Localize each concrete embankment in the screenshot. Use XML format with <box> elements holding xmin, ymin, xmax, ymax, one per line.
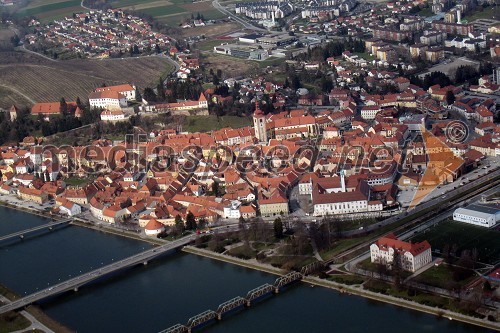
<box><xmin>183</xmin><ymin>246</ymin><xmax>500</xmax><ymax>332</ymax></box>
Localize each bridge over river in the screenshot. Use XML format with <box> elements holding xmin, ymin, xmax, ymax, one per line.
<box><xmin>159</xmin><ymin>271</ymin><xmax>305</xmax><ymax>333</ymax></box>
<box><xmin>0</xmin><ymin>234</ymin><xmax>197</xmax><ymax>314</ymax></box>
<box><xmin>0</xmin><ymin>218</ymin><xmax>71</xmax><ymax>243</ymax></box>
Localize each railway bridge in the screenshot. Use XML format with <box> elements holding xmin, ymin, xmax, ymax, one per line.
<box><xmin>159</xmin><ymin>271</ymin><xmax>304</xmax><ymax>333</ymax></box>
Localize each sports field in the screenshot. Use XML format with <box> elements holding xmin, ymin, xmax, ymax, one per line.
<box><xmin>411</xmin><ymin>219</ymin><xmax>500</xmax><ymax>265</ymax></box>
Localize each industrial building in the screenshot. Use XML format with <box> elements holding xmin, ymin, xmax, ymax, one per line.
<box><xmin>453</xmin><ymin>204</ymin><xmax>500</xmax><ymax>228</ymax></box>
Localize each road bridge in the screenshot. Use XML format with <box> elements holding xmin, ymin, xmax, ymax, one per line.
<box><xmin>0</xmin><ymin>219</ymin><xmax>72</xmax><ymax>243</ymax></box>
<box><xmin>0</xmin><ymin>235</ymin><xmax>196</xmax><ymax>314</ymax></box>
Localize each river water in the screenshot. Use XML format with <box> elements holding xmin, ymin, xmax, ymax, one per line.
<box><xmin>0</xmin><ymin>206</ymin><xmax>492</xmax><ymax>333</ymax></box>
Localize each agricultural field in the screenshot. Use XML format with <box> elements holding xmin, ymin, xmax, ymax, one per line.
<box><xmin>411</xmin><ymin>219</ymin><xmax>500</xmax><ymax>265</ymax></box>
<box><xmin>0</xmin><ymin>52</ymin><xmax>175</xmax><ymax>109</ymax></box>
<box><xmin>111</xmin><ymin>0</ymin><xmax>225</xmax><ymax>26</ymax></box>
<box><xmin>180</xmin><ymin>22</ymin><xmax>240</xmax><ymax>38</ymax></box>
<box><xmin>0</xmin><ymin>27</ymin><xmax>15</xmax><ymax>51</ymax></box>
<box><xmin>14</xmin><ymin>0</ymin><xmax>84</xmax><ymax>23</ymax></box>
<box><xmin>200</xmin><ymin>53</ymin><xmax>258</xmax><ymax>77</ymax></box>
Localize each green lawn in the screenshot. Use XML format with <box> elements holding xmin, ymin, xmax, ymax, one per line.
<box><xmin>157</xmin><ymin>13</ymin><xmax>190</xmax><ymax>26</ymax></box>
<box><xmin>139</xmin><ymin>5</ymin><xmax>186</xmax><ymax>17</ymax></box>
<box><xmin>258</xmin><ymin>57</ymin><xmax>283</xmax><ymax>68</ymax></box>
<box><xmin>463</xmin><ymin>6</ymin><xmax>499</xmax><ymax>22</ymax></box>
<box><xmin>14</xmin><ymin>0</ymin><xmax>82</xmax><ymax>22</ymax></box>
<box><xmin>411</xmin><ymin>219</ymin><xmax>500</xmax><ymax>265</ymax></box>
<box><xmin>196</xmin><ymin>39</ymin><xmax>228</xmax><ymax>52</ymax></box>
<box><xmin>412</xmin><ymin>264</ymin><xmax>475</xmax><ymax>290</ymax></box>
<box><xmin>111</xmin><ymin>0</ymin><xmax>153</xmax><ymax>7</ymax></box>
<box><xmin>0</xmin><ymin>312</ymin><xmax>31</xmax><ymax>333</ymax></box>
<box><xmin>17</xmin><ymin>0</ymin><xmax>81</xmax><ymax>16</ymax></box>
<box><xmin>183</xmin><ymin>115</ymin><xmax>252</xmax><ymax>132</ymax></box>
<box><xmin>416</xmin><ymin>7</ymin><xmax>434</xmax><ymax>17</ymax></box>
<box><xmin>354</xmin><ymin>52</ymin><xmax>375</xmax><ymax>62</ymax></box>
<box><xmin>319</xmin><ymin>235</ymin><xmax>372</xmax><ymax>260</ymax></box>
<box><xmin>64</xmin><ymin>176</ymin><xmax>93</xmax><ymax>186</ymax></box>
<box><xmin>327</xmin><ymin>274</ymin><xmax>365</xmax><ymax>285</ymax></box>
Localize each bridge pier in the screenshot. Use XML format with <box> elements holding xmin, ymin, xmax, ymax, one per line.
<box><xmin>74</xmin><ymin>287</ymin><xmax>78</xmax><ymax>292</ymax></box>
<box><xmin>19</xmin><ymin>235</ymin><xmax>24</xmax><ymax>239</ymax></box>
<box><xmin>143</xmin><ymin>261</ymin><xmax>148</xmax><ymax>265</ymax></box>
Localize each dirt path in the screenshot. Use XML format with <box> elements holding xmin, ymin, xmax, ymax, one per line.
<box><xmin>0</xmin><ymin>84</ymin><xmax>36</xmax><ymax>104</ymax></box>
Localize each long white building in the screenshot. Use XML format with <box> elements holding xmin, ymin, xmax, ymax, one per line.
<box><xmin>453</xmin><ymin>204</ymin><xmax>500</xmax><ymax>228</ymax></box>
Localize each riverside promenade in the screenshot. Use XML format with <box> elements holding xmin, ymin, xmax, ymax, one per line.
<box><xmin>183</xmin><ymin>246</ymin><xmax>500</xmax><ymax>332</ymax></box>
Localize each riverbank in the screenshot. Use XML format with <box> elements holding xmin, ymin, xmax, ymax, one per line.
<box><xmin>0</xmin><ymin>196</ymin><xmax>53</xmax><ymax>221</ymax></box>
<box><xmin>71</xmin><ymin>218</ymin><xmax>166</xmax><ymax>246</ymax></box>
<box><xmin>0</xmin><ymin>284</ymin><xmax>73</xmax><ymax>333</ymax></box>
<box><xmin>0</xmin><ymin>192</ymin><xmax>166</xmax><ymax>246</ymax></box>
<box><xmin>184</xmin><ymin>246</ymin><xmax>500</xmax><ymax>332</ymax></box>
<box><xmin>183</xmin><ymin>246</ymin><xmax>285</xmax><ymax>276</ymax></box>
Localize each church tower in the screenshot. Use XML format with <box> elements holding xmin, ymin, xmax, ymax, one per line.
<box><xmin>253</xmin><ymin>102</ymin><xmax>267</xmax><ymax>143</ymax></box>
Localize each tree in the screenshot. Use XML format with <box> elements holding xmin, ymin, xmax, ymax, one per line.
<box><xmin>174</xmin><ymin>214</ymin><xmax>184</xmax><ymax>234</ymax></box>
<box><xmin>445</xmin><ymin>90</ymin><xmax>455</xmax><ymax>105</ymax></box>
<box><xmin>273</xmin><ymin>217</ymin><xmax>283</xmax><ymax>238</ymax></box>
<box><xmin>60</xmin><ymin>97</ymin><xmax>68</xmax><ymax>115</ymax></box>
<box><xmin>135</xmin><ymin>87</ymin><xmax>142</xmax><ymax>102</ymax></box>
<box><xmin>143</xmin><ymin>87</ymin><xmax>157</xmax><ymax>102</ymax></box>
<box><xmin>212</xmin><ymin>181</ymin><xmax>220</xmax><ymax>197</ymax></box>
<box><xmin>186</xmin><ymin>211</ymin><xmax>196</xmax><ymax>230</ymax></box>
<box><xmin>197</xmin><ymin>218</ymin><xmax>207</xmax><ymax>230</ymax></box>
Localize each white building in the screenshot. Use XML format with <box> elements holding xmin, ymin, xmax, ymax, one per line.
<box><xmin>223</xmin><ymin>200</ymin><xmax>241</xmax><ymax>219</ymax></box>
<box><xmin>100</xmin><ymin>109</ymin><xmax>126</xmax><ymax>122</ymax></box>
<box><xmin>89</xmin><ymin>90</ymin><xmax>127</xmax><ymax>110</ymax></box>
<box><xmin>370</xmin><ymin>234</ymin><xmax>432</xmax><ymax>272</ymax></box>
<box><xmin>453</xmin><ymin>204</ymin><xmax>500</xmax><ymax>228</ymax></box>
<box><xmin>94</xmin><ymin>84</ymin><xmax>136</xmax><ymax>101</ymax></box>
<box><xmin>59</xmin><ymin>199</ymin><xmax>81</xmax><ymax>216</ymax></box>
<box><xmin>144</xmin><ymin>218</ymin><xmax>165</xmax><ymax>236</ymax></box>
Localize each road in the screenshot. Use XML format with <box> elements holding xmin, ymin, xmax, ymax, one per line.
<box><xmin>345</xmin><ymin>184</ymin><xmax>500</xmax><ymax>274</ymax></box>
<box><xmin>0</xmin><ymin>223</ymin><xmax>243</xmax><ymax>315</ymax></box>
<box><xmin>0</xmin><ymin>219</ymin><xmax>71</xmax><ymax>243</ymax></box>
<box><xmin>0</xmin><ymin>235</ymin><xmax>196</xmax><ymax>314</ymax></box>
<box><xmin>212</xmin><ymin>0</ymin><xmax>267</xmax><ymax>32</ymax></box>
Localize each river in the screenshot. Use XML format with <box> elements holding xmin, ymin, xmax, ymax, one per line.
<box><xmin>0</xmin><ymin>206</ymin><xmax>492</xmax><ymax>332</ymax></box>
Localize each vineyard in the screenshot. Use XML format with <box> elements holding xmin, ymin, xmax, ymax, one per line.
<box><xmin>0</xmin><ymin>52</ymin><xmax>175</xmax><ymax>109</ymax></box>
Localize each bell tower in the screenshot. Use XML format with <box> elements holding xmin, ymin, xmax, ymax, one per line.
<box><xmin>253</xmin><ymin>102</ymin><xmax>267</xmax><ymax>143</ymax></box>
